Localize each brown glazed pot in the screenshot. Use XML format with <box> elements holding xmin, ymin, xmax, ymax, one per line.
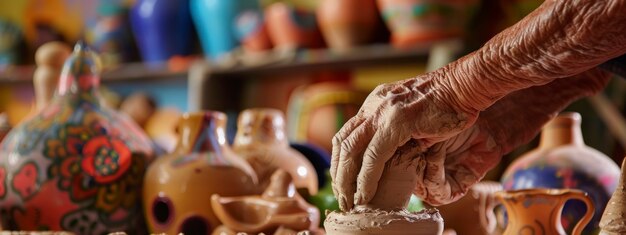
<box><xmin>599</xmin><ymin>158</ymin><xmax>626</xmax><ymax>235</ymax></box>
<box><xmin>143</xmin><ymin>111</ymin><xmax>258</xmax><ymax>235</ymax></box>
<box><xmin>495</xmin><ymin>189</ymin><xmax>595</xmax><ymax>235</ymax></box>
<box><xmin>211</xmin><ymin>169</ymin><xmax>320</xmax><ymax>234</ymax></box>
<box><xmin>233</xmin><ymin>108</ymin><xmax>318</xmax><ymax>195</ymax></box>
<box><xmin>437</xmin><ymin>181</ymin><xmax>503</xmax><ymax>235</ymax></box>
<box><xmin>316</xmin><ymin>0</ymin><xmax>378</xmax><ymax>51</ymax></box>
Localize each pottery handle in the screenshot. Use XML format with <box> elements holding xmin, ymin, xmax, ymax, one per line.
<box><xmin>491</xmin><ymin>191</ymin><xmax>507</xmax><ymax>235</ymax></box>
<box><xmin>565</xmin><ymin>191</ymin><xmax>595</xmax><ymax>235</ymax></box>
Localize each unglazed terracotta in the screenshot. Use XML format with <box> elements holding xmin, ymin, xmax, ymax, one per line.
<box><xmin>233</xmin><ymin>108</ymin><xmax>318</xmax><ymax>195</ymax></box>
<box><xmin>437</xmin><ymin>181</ymin><xmax>503</xmax><ymax>235</ymax></box>
<box><xmin>33</xmin><ymin>41</ymin><xmax>71</xmax><ymax>111</ymax></box>
<box><xmin>324</xmin><ymin>142</ymin><xmax>443</xmax><ymax>235</ymax></box>
<box><xmin>0</xmin><ymin>43</ymin><xmax>154</xmax><ymax>233</ymax></box>
<box><xmin>501</xmin><ymin>112</ymin><xmax>620</xmax><ymax>233</ymax></box>
<box><xmin>317</xmin><ymin>0</ymin><xmax>378</xmax><ymax>51</ymax></box>
<box><xmin>265</xmin><ymin>2</ymin><xmax>324</xmax><ymax>50</ymax></box>
<box><xmin>599</xmin><ymin>158</ymin><xmax>626</xmax><ymax>235</ymax></box>
<box><xmin>495</xmin><ymin>188</ymin><xmax>594</xmax><ymax>235</ymax></box>
<box><xmin>376</xmin><ymin>0</ymin><xmax>479</xmax><ymax>47</ymax></box>
<box><xmin>211</xmin><ymin>169</ymin><xmax>320</xmax><ymax>234</ymax></box>
<box><xmin>143</xmin><ymin>111</ymin><xmax>258</xmax><ymax>234</ymax></box>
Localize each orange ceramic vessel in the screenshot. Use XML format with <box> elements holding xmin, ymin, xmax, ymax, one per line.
<box><xmin>143</xmin><ymin>111</ymin><xmax>258</xmax><ymax>234</ymax></box>
<box><xmin>317</xmin><ymin>0</ymin><xmax>378</xmax><ymax>51</ymax></box>
<box><xmin>437</xmin><ymin>181</ymin><xmax>503</xmax><ymax>235</ymax></box>
<box><xmin>265</xmin><ymin>2</ymin><xmax>324</xmax><ymax>50</ymax></box>
<box><xmin>495</xmin><ymin>189</ymin><xmax>595</xmax><ymax>235</ymax></box>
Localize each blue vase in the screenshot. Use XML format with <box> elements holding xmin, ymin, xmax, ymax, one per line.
<box><xmin>190</xmin><ymin>0</ymin><xmax>259</xmax><ymax>60</ymax></box>
<box><xmin>130</xmin><ymin>0</ymin><xmax>194</xmax><ymax>63</ymax></box>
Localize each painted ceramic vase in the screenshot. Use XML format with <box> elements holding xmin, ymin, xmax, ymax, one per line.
<box><xmin>501</xmin><ymin>112</ymin><xmax>621</xmax><ymax>234</ymax></box>
<box><xmin>190</xmin><ymin>0</ymin><xmax>260</xmax><ymax>59</ymax></box>
<box><xmin>495</xmin><ymin>189</ymin><xmax>595</xmax><ymax>235</ymax></box>
<box><xmin>0</xmin><ymin>19</ymin><xmax>23</xmax><ymax>65</ymax></box>
<box><xmin>235</xmin><ymin>9</ymin><xmax>273</xmax><ymax>53</ymax></box>
<box><xmin>599</xmin><ymin>158</ymin><xmax>626</xmax><ymax>235</ymax></box>
<box><xmin>233</xmin><ymin>108</ymin><xmax>318</xmax><ymax>195</ymax></box>
<box><xmin>130</xmin><ymin>0</ymin><xmax>194</xmax><ymax>63</ymax></box>
<box><xmin>317</xmin><ymin>0</ymin><xmax>378</xmax><ymax>51</ymax></box>
<box><xmin>0</xmin><ymin>43</ymin><xmax>154</xmax><ymax>233</ymax></box>
<box><xmin>377</xmin><ymin>0</ymin><xmax>479</xmax><ymax>47</ymax></box>
<box><xmin>437</xmin><ymin>181</ymin><xmax>503</xmax><ymax>235</ymax></box>
<box><xmin>265</xmin><ymin>2</ymin><xmax>324</xmax><ymax>50</ymax></box>
<box><xmin>143</xmin><ymin>111</ymin><xmax>258</xmax><ymax>234</ymax></box>
<box><xmin>87</xmin><ymin>2</ymin><xmax>136</xmax><ymax>67</ymax></box>
<box><xmin>211</xmin><ymin>169</ymin><xmax>320</xmax><ymax>234</ymax></box>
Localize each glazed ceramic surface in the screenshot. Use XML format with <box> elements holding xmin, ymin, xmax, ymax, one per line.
<box><xmin>190</xmin><ymin>0</ymin><xmax>260</xmax><ymax>59</ymax></box>
<box><xmin>599</xmin><ymin>158</ymin><xmax>626</xmax><ymax>235</ymax></box>
<box><xmin>234</xmin><ymin>9</ymin><xmax>272</xmax><ymax>53</ymax></box>
<box><xmin>501</xmin><ymin>112</ymin><xmax>620</xmax><ymax>234</ymax></box>
<box><xmin>0</xmin><ymin>43</ymin><xmax>154</xmax><ymax>233</ymax></box>
<box><xmin>377</xmin><ymin>0</ymin><xmax>479</xmax><ymax>47</ymax></box>
<box><xmin>130</xmin><ymin>0</ymin><xmax>194</xmax><ymax>63</ymax></box>
<box><xmin>317</xmin><ymin>0</ymin><xmax>378</xmax><ymax>51</ymax></box>
<box><xmin>495</xmin><ymin>188</ymin><xmax>594</xmax><ymax>235</ymax></box>
<box><xmin>233</xmin><ymin>108</ymin><xmax>318</xmax><ymax>195</ymax></box>
<box><xmin>87</xmin><ymin>1</ymin><xmax>136</xmax><ymax>66</ymax></box>
<box><xmin>265</xmin><ymin>2</ymin><xmax>324</xmax><ymax>50</ymax></box>
<box><xmin>143</xmin><ymin>111</ymin><xmax>257</xmax><ymax>235</ymax></box>
<box><xmin>211</xmin><ymin>169</ymin><xmax>320</xmax><ymax>234</ymax></box>
<box><xmin>437</xmin><ymin>181</ymin><xmax>503</xmax><ymax>235</ymax></box>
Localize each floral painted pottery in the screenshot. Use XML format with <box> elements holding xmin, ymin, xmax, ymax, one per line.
<box><xmin>599</xmin><ymin>158</ymin><xmax>626</xmax><ymax>235</ymax></box>
<box><xmin>143</xmin><ymin>111</ymin><xmax>258</xmax><ymax>234</ymax></box>
<box><xmin>235</xmin><ymin>9</ymin><xmax>273</xmax><ymax>53</ymax></box>
<box><xmin>317</xmin><ymin>0</ymin><xmax>378</xmax><ymax>51</ymax></box>
<box><xmin>377</xmin><ymin>0</ymin><xmax>480</xmax><ymax>47</ymax></box>
<box><xmin>265</xmin><ymin>2</ymin><xmax>324</xmax><ymax>50</ymax></box>
<box><xmin>190</xmin><ymin>0</ymin><xmax>260</xmax><ymax>59</ymax></box>
<box><xmin>0</xmin><ymin>43</ymin><xmax>155</xmax><ymax>233</ymax></box>
<box><xmin>233</xmin><ymin>108</ymin><xmax>318</xmax><ymax>195</ymax></box>
<box><xmin>211</xmin><ymin>169</ymin><xmax>320</xmax><ymax>234</ymax></box>
<box><xmin>437</xmin><ymin>181</ymin><xmax>503</xmax><ymax>235</ymax></box>
<box><xmin>495</xmin><ymin>188</ymin><xmax>594</xmax><ymax>235</ymax></box>
<box><xmin>501</xmin><ymin>112</ymin><xmax>620</xmax><ymax>234</ymax></box>
<box><xmin>324</xmin><ymin>141</ymin><xmax>443</xmax><ymax>235</ymax></box>
<box><xmin>130</xmin><ymin>0</ymin><xmax>194</xmax><ymax>63</ymax></box>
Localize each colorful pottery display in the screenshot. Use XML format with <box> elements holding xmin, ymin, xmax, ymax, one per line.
<box><xmin>143</xmin><ymin>111</ymin><xmax>258</xmax><ymax>234</ymax></box>
<box><xmin>501</xmin><ymin>112</ymin><xmax>621</xmax><ymax>234</ymax></box>
<box><xmin>86</xmin><ymin>1</ymin><xmax>136</xmax><ymax>67</ymax></box>
<box><xmin>233</xmin><ymin>108</ymin><xmax>318</xmax><ymax>195</ymax></box>
<box><xmin>211</xmin><ymin>169</ymin><xmax>320</xmax><ymax>234</ymax></box>
<box><xmin>265</xmin><ymin>2</ymin><xmax>324</xmax><ymax>50</ymax></box>
<box><xmin>316</xmin><ymin>0</ymin><xmax>378</xmax><ymax>51</ymax></box>
<box><xmin>437</xmin><ymin>181</ymin><xmax>503</xmax><ymax>235</ymax></box>
<box><xmin>495</xmin><ymin>188</ymin><xmax>595</xmax><ymax>235</ymax></box>
<box><xmin>599</xmin><ymin>158</ymin><xmax>626</xmax><ymax>235</ymax></box>
<box><xmin>190</xmin><ymin>0</ymin><xmax>260</xmax><ymax>59</ymax></box>
<box><xmin>130</xmin><ymin>0</ymin><xmax>194</xmax><ymax>63</ymax></box>
<box><xmin>235</xmin><ymin>9</ymin><xmax>273</xmax><ymax>53</ymax></box>
<box><xmin>0</xmin><ymin>43</ymin><xmax>155</xmax><ymax>233</ymax></box>
<box><xmin>376</xmin><ymin>0</ymin><xmax>480</xmax><ymax>47</ymax></box>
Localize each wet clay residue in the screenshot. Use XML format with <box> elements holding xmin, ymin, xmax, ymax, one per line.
<box><xmin>324</xmin><ymin>208</ymin><xmax>443</xmax><ymax>234</ymax></box>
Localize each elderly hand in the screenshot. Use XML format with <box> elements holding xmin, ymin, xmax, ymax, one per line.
<box><xmin>332</xmin><ymin>69</ymin><xmax>610</xmax><ymax>209</ymax></box>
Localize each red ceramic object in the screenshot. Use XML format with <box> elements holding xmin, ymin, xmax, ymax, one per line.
<box><xmin>317</xmin><ymin>0</ymin><xmax>378</xmax><ymax>51</ymax></box>
<box><xmin>0</xmin><ymin>43</ymin><xmax>154</xmax><ymax>233</ymax></box>
<box><xmin>265</xmin><ymin>2</ymin><xmax>324</xmax><ymax>50</ymax></box>
<box><xmin>377</xmin><ymin>0</ymin><xmax>479</xmax><ymax>47</ymax></box>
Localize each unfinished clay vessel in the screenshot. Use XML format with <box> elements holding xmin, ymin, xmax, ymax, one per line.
<box><xmin>324</xmin><ymin>142</ymin><xmax>443</xmax><ymax>235</ymax></box>
<box><xmin>495</xmin><ymin>188</ymin><xmax>594</xmax><ymax>235</ymax></box>
<box><xmin>233</xmin><ymin>108</ymin><xmax>318</xmax><ymax>195</ymax></box>
<box><xmin>211</xmin><ymin>169</ymin><xmax>320</xmax><ymax>234</ymax></box>
<box><xmin>0</xmin><ymin>43</ymin><xmax>154</xmax><ymax>233</ymax></box>
<box><xmin>317</xmin><ymin>0</ymin><xmax>378</xmax><ymax>51</ymax></box>
<box><xmin>143</xmin><ymin>111</ymin><xmax>258</xmax><ymax>234</ymax></box>
<box><xmin>599</xmin><ymin>158</ymin><xmax>626</xmax><ymax>235</ymax></box>
<box><xmin>437</xmin><ymin>181</ymin><xmax>503</xmax><ymax>235</ymax></box>
<box><xmin>501</xmin><ymin>112</ymin><xmax>620</xmax><ymax>233</ymax></box>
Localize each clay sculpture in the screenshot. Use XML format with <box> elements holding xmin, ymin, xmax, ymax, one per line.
<box><xmin>599</xmin><ymin>158</ymin><xmax>626</xmax><ymax>235</ymax></box>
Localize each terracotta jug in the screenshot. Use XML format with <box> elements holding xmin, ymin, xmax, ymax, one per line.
<box><xmin>495</xmin><ymin>189</ymin><xmax>594</xmax><ymax>235</ymax></box>
<box><xmin>233</xmin><ymin>108</ymin><xmax>318</xmax><ymax>195</ymax></box>
<box><xmin>437</xmin><ymin>181</ymin><xmax>503</xmax><ymax>235</ymax></box>
<box><xmin>0</xmin><ymin>43</ymin><xmax>154</xmax><ymax>233</ymax></box>
<box><xmin>317</xmin><ymin>0</ymin><xmax>378</xmax><ymax>51</ymax></box>
<box><xmin>143</xmin><ymin>111</ymin><xmax>258</xmax><ymax>234</ymax></box>
<box><xmin>211</xmin><ymin>169</ymin><xmax>320</xmax><ymax>234</ymax></box>
<box><xmin>501</xmin><ymin>112</ymin><xmax>620</xmax><ymax>233</ymax></box>
<box><xmin>599</xmin><ymin>158</ymin><xmax>626</xmax><ymax>235</ymax></box>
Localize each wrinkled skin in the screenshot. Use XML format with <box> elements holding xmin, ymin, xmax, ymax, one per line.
<box><xmin>332</xmin><ymin>0</ymin><xmax>625</xmax><ymax>210</ymax></box>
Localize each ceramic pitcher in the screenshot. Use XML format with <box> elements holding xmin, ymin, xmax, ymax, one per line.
<box><xmin>495</xmin><ymin>189</ymin><xmax>595</xmax><ymax>235</ymax></box>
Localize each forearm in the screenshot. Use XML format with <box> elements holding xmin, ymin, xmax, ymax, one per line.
<box><xmin>478</xmin><ymin>69</ymin><xmax>611</xmax><ymax>154</ymax></box>
<box><xmin>438</xmin><ymin>0</ymin><xmax>626</xmax><ymax>114</ymax></box>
